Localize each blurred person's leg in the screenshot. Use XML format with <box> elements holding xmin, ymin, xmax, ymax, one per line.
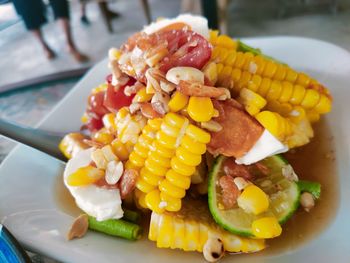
<box><xmin>80</xmin><ymin>0</ymin><xmax>90</xmax><ymax>25</ymax></box>
<box><xmin>49</xmin><ymin>0</ymin><xmax>88</xmax><ymax>62</ymax></box>
<box><xmin>12</xmin><ymin>0</ymin><xmax>55</xmax><ymax>59</ymax></box>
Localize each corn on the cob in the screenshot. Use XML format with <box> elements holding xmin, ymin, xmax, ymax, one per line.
<box><xmin>135</xmin><ymin>113</ymin><xmax>210</xmax><ymax>213</ymax></box>
<box><xmin>59</xmin><ymin>133</ymin><xmax>89</xmax><ymax>159</ymax></box>
<box><xmin>149</xmin><ymin>198</ymin><xmax>265</xmax><ymax>253</ymax></box>
<box><xmin>209</xmin><ymin>33</ymin><xmax>332</xmax><ymax>118</ymax></box>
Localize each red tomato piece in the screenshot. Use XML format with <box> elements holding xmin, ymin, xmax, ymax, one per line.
<box><xmin>86</xmin><ymin>117</ymin><xmax>104</xmax><ymax>132</ymax></box>
<box><xmin>158</xmin><ymin>30</ymin><xmax>212</xmax><ymax>73</ymax></box>
<box><xmin>103</xmin><ymin>81</ymin><xmax>136</xmax><ymax>112</ymax></box>
<box><xmin>106</xmin><ymin>74</ymin><xmax>113</xmax><ymax>84</ymax></box>
<box><xmin>88</xmin><ymin>91</ymin><xmax>109</xmax><ymax>117</ymax></box>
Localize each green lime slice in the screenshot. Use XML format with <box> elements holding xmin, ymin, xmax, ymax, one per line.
<box><xmin>208</xmin><ymin>155</ymin><xmax>300</xmax><ymax>237</ymax></box>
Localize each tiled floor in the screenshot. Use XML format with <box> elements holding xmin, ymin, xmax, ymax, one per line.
<box><xmin>0</xmin><ymin>0</ymin><xmax>349</xmax><ymax>89</ymax></box>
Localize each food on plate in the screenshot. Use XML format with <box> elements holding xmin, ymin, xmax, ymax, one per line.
<box><xmin>59</xmin><ymin>14</ymin><xmax>332</xmax><ymax>261</ymax></box>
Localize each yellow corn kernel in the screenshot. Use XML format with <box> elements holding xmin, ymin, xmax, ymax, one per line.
<box><xmin>185</xmin><ymin>124</ymin><xmax>211</xmax><ymax>144</ymax></box>
<box><xmin>279</xmin><ymin>81</ymin><xmax>294</xmax><ymax>103</ymax></box>
<box><xmin>165</xmin><ymin>170</ymin><xmax>191</xmax><ymax>190</ymax></box>
<box><xmin>59</xmin><ymin>133</ymin><xmax>88</xmax><ymax>159</ymax></box>
<box><xmin>128</xmin><ymin>151</ymin><xmax>145</xmax><ymax>168</ymax></box>
<box><xmin>237</xmin><ymin>185</ymin><xmax>269</xmax><ymax>215</ymax></box>
<box><xmin>296</xmin><ymin>72</ymin><xmax>311</xmax><ymax>87</ymax></box>
<box><xmin>253</xmin><ymin>55</ymin><xmax>266</xmax><ymax>75</ymax></box>
<box><xmin>92</xmin><ymin>128</ymin><xmax>114</xmax><ymax>145</ymax></box>
<box><xmin>136</xmin><ymin>177</ymin><xmax>156</xmax><ymax>193</ymax></box>
<box><xmin>242</xmin><ymin>53</ymin><xmax>255</xmax><ymax>71</ymax></box>
<box><xmin>116</xmin><ymin>107</ymin><xmax>129</xmax><ymax>120</ymax></box>
<box><xmin>145</xmin><ymin>190</ymin><xmax>165</xmax><ymax>214</ymax></box>
<box><xmin>252</xmin><ymin>217</ymin><xmax>282</xmax><ymax>239</ymax></box>
<box><xmin>216</xmin><ymin>63</ymin><xmax>224</xmax><ymax>75</ymax></box>
<box><xmin>274</xmin><ymin>64</ymin><xmax>287</xmax><ymax>81</ymax></box>
<box><xmin>187</xmin><ymin>96</ymin><xmax>214</xmax><ymax>122</ymax></box>
<box><xmin>202</xmin><ymin>62</ymin><xmax>218</xmax><ymax>86</ymax></box>
<box><xmin>165</xmin><ymin>113</ymin><xmax>186</xmax><ymax>129</ymax></box>
<box><xmin>91</xmin><ymin>83</ymin><xmax>108</xmax><ymax>94</ymax></box>
<box><xmin>159</xmin><ymin>179</ymin><xmax>186</xmax><ymax>199</ymax></box>
<box><xmin>144</xmin><ymin>158</ymin><xmax>168</xmax><ymax>176</ymax></box>
<box><xmin>171</xmin><ymin>217</ymin><xmax>186</xmax><ymax>249</ymax></box>
<box><xmin>153</xmin><ymin>141</ymin><xmax>175</xmax><ymax>158</ymax></box>
<box><xmin>239</xmin><ymin>88</ymin><xmax>267</xmax><ymax>112</ymax></box>
<box><xmin>147</xmin><ymin>118</ymin><xmax>163</xmax><ymax>130</ymax></box>
<box><xmin>290</xmin><ymin>85</ymin><xmax>306</xmax><ymax>105</ymax></box>
<box><xmin>209</xmin><ymin>30</ymin><xmax>219</xmax><ymax>43</ymax></box>
<box><xmin>141</xmin><ymin>167</ymin><xmax>163</xmax><ymax>186</ymax></box>
<box><xmin>171</xmin><ymin>157</ymin><xmax>195</xmax><ymax>176</ymax></box>
<box><xmin>161</xmin><ymin>122</ymin><xmax>180</xmax><ymax>137</ymax></box>
<box><xmin>160</xmin><ymin>192</ymin><xmax>181</xmax><ymax>212</ymax></box>
<box><xmin>111</xmin><ymin>139</ymin><xmax>129</xmax><ymax>161</ymax></box>
<box><xmin>134</xmin><ymin>188</ymin><xmax>148</xmax><ymax>208</ymax></box>
<box><xmin>133</xmin><ymin>143</ymin><xmax>148</xmax><ymax>159</ymax></box>
<box><xmin>248</xmin><ymin>75</ymin><xmax>262</xmax><ymax>93</ymax></box>
<box><xmin>313</xmin><ymin>94</ymin><xmax>331</xmax><ymax>114</ymax></box>
<box><xmin>148</xmin><ymin>151</ymin><xmax>171</xmax><ymax>168</ymax></box>
<box><xmin>149</xmin><ymin>211</ymin><xmax>160</xmax><ymax>241</ymax></box>
<box><xmin>266</xmin><ymin>80</ymin><xmax>282</xmax><ymax>101</ymax></box>
<box><xmin>156</xmin><ymin>130</ymin><xmax>177</xmax><ymax>149</ymax></box>
<box><xmin>125</xmin><ymin>161</ymin><xmax>139</xmax><ymax>170</ymax></box>
<box><xmin>142</xmin><ymin>125</ymin><xmax>157</xmax><ymax>140</ymax></box>
<box><xmin>180</xmin><ymin>135</ymin><xmax>206</xmax><ymax>155</ymax></box>
<box><xmin>218</xmin><ymin>65</ymin><xmax>233</xmax><ymax>87</ymax></box>
<box><xmin>236</xmin><ymin>71</ymin><xmax>252</xmax><ymax>90</ymax></box>
<box><xmin>224</xmin><ymin>51</ymin><xmax>237</xmax><ymax>66</ymax></box>
<box><xmin>285</xmin><ymin>68</ymin><xmax>298</xmax><ymax>83</ymax></box>
<box><xmin>67</xmin><ymin>165</ymin><xmax>104</xmax><ymax>186</ymax></box>
<box><xmin>134</xmin><ymin>88</ymin><xmax>153</xmax><ymax>102</ymax></box>
<box><xmin>216</xmin><ymin>34</ymin><xmax>238</xmax><ymax>49</ymax></box>
<box><xmin>81</xmin><ymin>112</ymin><xmax>89</xmax><ymax>124</ymax></box>
<box><xmin>184</xmin><ymin>220</ymin><xmax>200</xmax><ymax>251</ymax></box>
<box><xmin>168</xmin><ymin>91</ymin><xmax>189</xmax><ymax>112</ymax></box>
<box><xmin>300</xmin><ymin>89</ymin><xmax>321</xmax><ymax>109</ymax></box>
<box><xmin>255</xmin><ymin>111</ymin><xmax>283</xmax><ymax>140</ymax></box>
<box><xmin>234</xmin><ymin>52</ymin><xmax>246</xmax><ymax>68</ymax></box>
<box><xmin>156</xmin><ymin>213</ymin><xmax>174</xmax><ymax>248</ymax></box>
<box><xmin>262</xmin><ymin>61</ymin><xmax>278</xmax><ymax>78</ymax></box>
<box><xmin>176</xmin><ymin>147</ymin><xmax>202</xmax><ymax>166</ymax></box>
<box><xmin>138</xmin><ymin>134</ymin><xmax>153</xmax><ymax>149</ymax></box>
<box><xmin>258</xmin><ymin>78</ymin><xmax>272</xmax><ymax>97</ymax></box>
<box><xmin>102</xmin><ymin>113</ymin><xmax>117</xmax><ymax>133</ymax></box>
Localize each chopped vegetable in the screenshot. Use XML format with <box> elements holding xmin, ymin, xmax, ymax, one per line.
<box><xmin>297</xmin><ymin>180</ymin><xmax>321</xmax><ymax>199</ymax></box>
<box><xmin>88</xmin><ymin>216</ymin><xmax>142</xmax><ymax>240</ymax></box>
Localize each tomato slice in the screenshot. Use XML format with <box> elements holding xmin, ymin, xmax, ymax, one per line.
<box><xmin>86</xmin><ymin>117</ymin><xmax>104</xmax><ymax>132</ymax></box>
<box><xmin>87</xmin><ymin>91</ymin><xmax>109</xmax><ymax>117</ymax></box>
<box><xmin>103</xmin><ymin>80</ymin><xmax>136</xmax><ymax>112</ymax></box>
<box><xmin>158</xmin><ymin>30</ymin><xmax>212</xmax><ymax>73</ymax></box>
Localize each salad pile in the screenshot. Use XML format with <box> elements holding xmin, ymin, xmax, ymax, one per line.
<box><xmin>59</xmin><ymin>14</ymin><xmax>331</xmax><ymax>262</ymax></box>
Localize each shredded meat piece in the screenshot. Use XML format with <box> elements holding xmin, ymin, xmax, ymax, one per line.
<box><xmin>222</xmin><ymin>158</ymin><xmax>253</xmax><ymax>180</ymax></box>
<box><xmin>208</xmin><ymin>99</ymin><xmax>264</xmax><ymax>158</ymax></box>
<box><xmin>177</xmin><ymin>80</ymin><xmax>228</xmax><ymax>98</ymax></box>
<box><xmin>219</xmin><ymin>175</ymin><xmax>240</xmax><ymax>209</ymax></box>
<box><xmin>120</xmin><ymin>169</ymin><xmax>138</xmax><ymax>199</ymax></box>
<box><xmin>255</xmin><ymin>162</ymin><xmax>270</xmax><ymax>176</ymax></box>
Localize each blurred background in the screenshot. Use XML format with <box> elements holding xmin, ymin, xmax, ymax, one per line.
<box><xmin>0</xmin><ymin>0</ymin><xmax>349</xmax><ymax>162</ymax></box>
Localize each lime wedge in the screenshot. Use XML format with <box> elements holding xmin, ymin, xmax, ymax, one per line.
<box><xmin>208</xmin><ymin>155</ymin><xmax>300</xmax><ymax>237</ymax></box>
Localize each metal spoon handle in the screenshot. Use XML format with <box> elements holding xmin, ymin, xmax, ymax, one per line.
<box><xmin>0</xmin><ymin>118</ymin><xmax>66</xmax><ymax>161</ymax></box>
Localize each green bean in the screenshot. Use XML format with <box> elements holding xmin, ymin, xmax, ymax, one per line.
<box><xmin>88</xmin><ymin>216</ymin><xmax>142</xmax><ymax>240</ymax></box>
<box><xmin>123</xmin><ymin>209</ymin><xmax>141</xmax><ymax>223</ymax></box>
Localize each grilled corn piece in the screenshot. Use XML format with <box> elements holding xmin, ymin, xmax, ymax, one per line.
<box><xmin>59</xmin><ymin>133</ymin><xmax>89</xmax><ymax>159</ymax></box>
<box><xmin>149</xmin><ymin>198</ymin><xmax>265</xmax><ymax>253</ymax></box>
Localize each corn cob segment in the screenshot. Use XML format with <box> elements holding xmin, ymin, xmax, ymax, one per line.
<box><xmin>209</xmin><ymin>33</ymin><xmax>332</xmax><ymax>118</ymax></box>
<box><xmin>149</xmin><ymin>198</ymin><xmax>265</xmax><ymax>253</ymax></box>
<box><xmin>135</xmin><ymin>113</ymin><xmax>210</xmax><ymax>213</ymax></box>
<box><xmin>59</xmin><ymin>133</ymin><xmax>89</xmax><ymax>159</ymax></box>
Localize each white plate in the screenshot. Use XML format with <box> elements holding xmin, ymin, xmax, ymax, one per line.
<box><xmin>1</xmin><ymin>36</ymin><xmax>350</xmax><ymax>262</ymax></box>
